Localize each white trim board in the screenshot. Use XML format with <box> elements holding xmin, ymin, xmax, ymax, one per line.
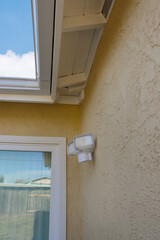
<box><xmin>51</xmin><ymin>0</ymin><xmax>65</xmax><ymax>101</ymax></box>
<box><xmin>0</xmin><ymin>94</ymin><xmax>54</xmax><ymax>103</ymax></box>
<box><xmin>0</xmin><ymin>135</ymin><xmax>66</xmax><ymax>240</ymax></box>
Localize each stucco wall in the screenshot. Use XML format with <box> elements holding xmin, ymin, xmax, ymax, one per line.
<box><xmin>80</xmin><ymin>0</ymin><xmax>160</xmax><ymax>239</ymax></box>
<box><xmin>0</xmin><ymin>102</ymin><xmax>81</xmax><ymax>240</ymax></box>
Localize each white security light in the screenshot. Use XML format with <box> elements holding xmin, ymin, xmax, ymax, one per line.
<box><xmin>67</xmin><ymin>134</ymin><xmax>95</xmax><ymax>163</ymax></box>
<box><xmin>67</xmin><ymin>141</ymin><xmax>80</xmax><ymax>156</ymax></box>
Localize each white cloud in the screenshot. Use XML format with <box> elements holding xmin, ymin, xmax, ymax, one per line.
<box><xmin>0</xmin><ymin>50</ymin><xmax>36</xmax><ymax>79</ymax></box>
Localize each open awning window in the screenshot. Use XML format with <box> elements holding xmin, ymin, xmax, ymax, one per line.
<box><xmin>0</xmin><ymin>0</ymin><xmax>60</xmax><ymax>100</ymax></box>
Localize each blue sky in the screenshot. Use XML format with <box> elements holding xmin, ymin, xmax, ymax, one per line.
<box><xmin>0</xmin><ymin>151</ymin><xmax>51</xmax><ymax>183</ymax></box>
<box><xmin>0</xmin><ymin>0</ymin><xmax>36</xmax><ymax>78</ymax></box>
<box><xmin>0</xmin><ymin>0</ymin><xmax>34</xmax><ymax>55</ymax></box>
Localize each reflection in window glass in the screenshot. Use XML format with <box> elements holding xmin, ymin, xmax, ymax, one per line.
<box><xmin>0</xmin><ymin>0</ymin><xmax>36</xmax><ymax>79</ymax></box>
<box><xmin>0</xmin><ymin>151</ymin><xmax>51</xmax><ymax>240</ymax></box>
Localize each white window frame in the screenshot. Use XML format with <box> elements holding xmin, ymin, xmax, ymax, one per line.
<box><xmin>0</xmin><ymin>135</ymin><xmax>66</xmax><ymax>240</ymax></box>
<box><xmin>0</xmin><ymin>0</ymin><xmax>64</xmax><ymax>103</ymax></box>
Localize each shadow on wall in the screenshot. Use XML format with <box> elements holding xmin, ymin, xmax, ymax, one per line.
<box><xmin>32</xmin><ymin>211</ymin><xmax>49</xmax><ymax>240</ymax></box>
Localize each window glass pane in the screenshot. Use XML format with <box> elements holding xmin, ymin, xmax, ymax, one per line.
<box><xmin>0</xmin><ymin>0</ymin><xmax>36</xmax><ymax>79</ymax></box>
<box><xmin>0</xmin><ymin>150</ymin><xmax>51</xmax><ymax>240</ymax></box>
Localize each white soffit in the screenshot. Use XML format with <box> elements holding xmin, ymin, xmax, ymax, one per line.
<box><xmin>56</xmin><ymin>0</ymin><xmax>115</xmax><ymax>105</ymax></box>
<box><xmin>0</xmin><ymin>0</ymin><xmax>114</xmax><ymax>104</ymax></box>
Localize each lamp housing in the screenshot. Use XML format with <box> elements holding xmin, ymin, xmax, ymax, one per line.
<box><xmin>67</xmin><ymin>134</ymin><xmax>95</xmax><ymax>163</ymax></box>
<box><xmin>67</xmin><ymin>141</ymin><xmax>80</xmax><ymax>156</ymax></box>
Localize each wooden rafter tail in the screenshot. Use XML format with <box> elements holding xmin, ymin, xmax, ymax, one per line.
<box><xmin>55</xmin><ymin>95</ymin><xmax>80</xmax><ymax>105</ymax></box>
<box><xmin>78</xmin><ymin>90</ymin><xmax>84</xmax><ymax>104</ymax></box>
<box><xmin>63</xmin><ymin>14</ymin><xmax>106</xmax><ymax>33</ymax></box>
<box><xmin>57</xmin><ymin>73</ymin><xmax>86</xmax><ymax>89</ymax></box>
<box><xmin>68</xmin><ymin>83</ymin><xmax>86</xmax><ymax>94</ymax></box>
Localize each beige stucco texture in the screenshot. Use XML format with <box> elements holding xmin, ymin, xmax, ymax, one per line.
<box><xmin>80</xmin><ymin>0</ymin><xmax>160</xmax><ymax>239</ymax></box>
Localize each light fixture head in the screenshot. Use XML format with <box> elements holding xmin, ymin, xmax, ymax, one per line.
<box><xmin>74</xmin><ymin>134</ymin><xmax>95</xmax><ymax>152</ymax></box>
<box><xmin>67</xmin><ymin>141</ymin><xmax>80</xmax><ymax>156</ymax></box>
<box><xmin>67</xmin><ymin>134</ymin><xmax>95</xmax><ymax>163</ymax></box>
<box><xmin>77</xmin><ymin>152</ymin><xmax>92</xmax><ymax>163</ymax></box>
